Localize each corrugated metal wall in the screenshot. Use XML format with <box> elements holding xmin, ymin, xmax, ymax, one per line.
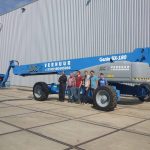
<box><xmin>0</xmin><ymin>0</ymin><xmax>150</xmax><ymax>86</ymax></box>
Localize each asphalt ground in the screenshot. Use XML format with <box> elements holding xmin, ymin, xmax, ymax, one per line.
<box><xmin>0</xmin><ymin>87</ymin><xmax>150</xmax><ymax>150</ymax></box>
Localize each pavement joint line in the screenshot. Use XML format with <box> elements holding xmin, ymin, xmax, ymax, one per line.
<box><xmin>0</xmin><ymin>105</ymin><xmax>14</xmax><ymax>108</ymax></box>
<box><xmin>0</xmin><ymin>112</ymin><xmax>112</xmax><ymax>148</ymax></box>
<box><xmin>1</xmin><ymin>107</ymin><xmax>149</xmax><ymax>139</ymax></box>
<box><xmin>43</xmin><ymin>110</ymin><xmax>101</xmax><ymax>120</ymax></box>
<box><xmin>0</xmin><ymin>109</ymin><xmax>115</xmax><ymax>135</ymax></box>
<box><xmin>42</xmin><ymin>109</ymin><xmax>106</xmax><ymax>120</ymax></box>
<box><xmin>1</xmin><ymin>98</ymin><xmax>141</xmax><ymax>122</ymax></box>
<box><xmin>2</xmin><ymin>99</ymin><xmax>90</xmax><ymax>108</ymax></box>
<box><xmin>35</xmin><ymin>110</ymin><xmax>72</xmax><ymax>119</ymax></box>
<box><xmin>1</xmin><ymin>90</ymin><xmax>31</xmax><ymax>93</ymax></box>
<box><xmin>110</xmin><ymin>110</ymin><xmax>150</xmax><ymax>119</ymax></box>
<box><xmin>74</xmin><ymin>112</ymin><xmax>102</xmax><ymax>119</ymax></box>
<box><xmin>0</xmin><ymin>115</ymin><xmax>71</xmax><ymax>132</ymax></box>
<box><xmin>75</xmin><ymin>129</ymin><xmax>120</xmax><ymax>147</ymax></box>
<box><xmin>1</xmin><ymin>95</ymin><xmax>150</xmax><ymax>147</ymax></box>
<box><xmin>0</xmin><ymin>129</ymin><xmax>22</xmax><ymax>136</ymax></box>
<box><xmin>64</xmin><ymin>147</ymin><xmax>86</xmax><ymax>150</ymax></box>
<box><xmin>0</xmin><ymin>107</ymin><xmax>70</xmax><ymax>120</ymax></box>
<box><xmin>27</xmin><ymin>118</ymin><xmax>72</xmax><ymax>130</ymax></box>
<box><xmin>0</xmin><ymin>88</ymin><xmax>32</xmax><ymax>93</ymax></box>
<box><xmin>26</xmin><ymin>112</ymin><xmax>103</xmax><ymax>130</ymax></box>
<box><xmin>111</xmin><ymin>111</ymin><xmax>148</xmax><ymax>119</ymax></box>
<box><xmin>27</xmin><ymin>112</ymin><xmax>104</xmax><ymax>130</ymax></box>
<box><xmin>75</xmin><ymin>147</ymin><xmax>86</xmax><ymax>150</ymax></box>
<box><xmin>4</xmin><ymin>102</ymin><xmax>71</xmax><ymax>110</ymax></box>
<box><xmin>0</xmin><ymin>98</ymin><xmax>32</xmax><ymax>103</ymax></box>
<box><xmin>1</xmin><ymin>102</ymin><xmax>102</xmax><ymax>120</ymax></box>
<box><xmin>0</xmin><ymin>93</ymin><xmax>25</xmax><ymax>99</ymax></box>
<box><xmin>44</xmin><ymin>107</ymin><xmax>127</xmax><ymax>120</ymax></box>
<box><xmin>123</xmin><ymin>128</ymin><xmax>150</xmax><ymax>137</ymax></box>
<box><xmin>1</xmin><ymin>94</ymin><xmax>128</xmax><ymax>112</ymax></box>
<box><xmin>44</xmin><ymin>101</ymin><xmax>93</xmax><ymax>109</ymax></box>
<box><xmin>0</xmin><ymin>101</ymin><xmax>71</xmax><ymax>118</ymax></box>
<box><xmin>0</xmin><ymin>103</ymin><xmax>13</xmax><ymax>108</ymax></box>
<box><xmin>0</xmin><ymin>120</ymin><xmax>24</xmax><ymax>130</ymax></box>
<box><xmin>112</xmin><ymin>111</ymin><xmax>150</xmax><ymax>120</ymax></box>
<box><xmin>115</xmin><ymin>118</ymin><xmax>150</xmax><ymax>132</ymax></box>
<box><xmin>2</xmin><ymin>100</ymin><xmax>126</xmax><ymax>117</ymax></box>
<box><xmin>43</xmin><ymin>110</ymin><xmax>84</xmax><ymax>119</ymax></box>
<box><xmin>74</xmin><ymin>118</ymin><xmax>150</xmax><ymax>147</ymax></box>
<box><xmin>121</xmin><ymin>105</ymin><xmax>150</xmax><ymax>111</ymax></box>
<box><xmin>0</xmin><ymin>119</ymin><xmax>74</xmax><ymax>148</ymax></box>
<box><xmin>0</xmin><ymin>95</ymin><xmax>31</xmax><ymax>99</ymax></box>
<box><xmin>45</xmin><ymin>101</ymin><xmax>128</xmax><ymax>111</ymax></box>
<box><xmin>2</xmin><ymin>98</ymin><xmax>82</xmax><ymax>108</ymax></box>
<box><xmin>12</xmin><ymin>105</ymin><xmax>72</xmax><ymax>119</ymax></box>
<box><xmin>1</xmin><ymin>96</ymin><xmax>149</xmax><ymax>121</ymax></box>
<box><xmin>20</xmin><ymin>104</ymin><xmax>78</xmax><ymax>110</ymax></box>
<box><xmin>0</xmin><ymin>111</ymin><xmax>37</xmax><ymax>119</ymax></box>
<box><xmin>27</xmin><ymin>129</ymin><xmax>74</xmax><ymax>148</ymax></box>
<box><xmin>76</xmin><ymin>119</ymin><xmax>119</xmax><ymax>130</ymax></box>
<box><xmin>77</xmin><ymin>117</ymin><xmax>150</xmax><ymax>135</ymax></box>
<box><xmin>16</xmin><ymin>88</ymin><xmax>32</xmax><ymax>92</ymax></box>
<box><xmin>1</xmin><ymin>93</ymin><xmax>127</xmax><ymax>110</ymax></box>
<box><xmin>0</xmin><ymin>110</ymin><xmax>58</xmax><ymax>119</ymax></box>
<box><xmin>77</xmin><ymin>104</ymin><xmax>126</xmax><ymax>111</ymax></box>
<box><xmin>0</xmin><ymin>103</ymin><xmax>71</xmax><ymax>119</ymax></box>
<box><xmin>73</xmin><ymin>147</ymin><xmax>86</xmax><ymax>150</ymax></box>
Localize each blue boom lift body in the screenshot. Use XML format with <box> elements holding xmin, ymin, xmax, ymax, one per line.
<box><xmin>0</xmin><ymin>60</ymin><xmax>19</xmax><ymax>87</ymax></box>
<box><xmin>0</xmin><ymin>47</ymin><xmax>150</xmax><ymax>111</ymax></box>
<box><xmin>13</xmin><ymin>47</ymin><xmax>150</xmax><ymax>76</ymax></box>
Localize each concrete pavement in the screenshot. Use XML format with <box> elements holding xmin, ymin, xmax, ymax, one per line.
<box><xmin>0</xmin><ymin>87</ymin><xmax>150</xmax><ymax>150</ymax></box>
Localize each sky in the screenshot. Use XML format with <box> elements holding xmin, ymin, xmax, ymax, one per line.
<box><xmin>0</xmin><ymin>0</ymin><xmax>35</xmax><ymax>15</ymax></box>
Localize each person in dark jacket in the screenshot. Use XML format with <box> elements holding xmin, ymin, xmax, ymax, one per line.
<box><xmin>58</xmin><ymin>71</ymin><xmax>67</xmax><ymax>101</ymax></box>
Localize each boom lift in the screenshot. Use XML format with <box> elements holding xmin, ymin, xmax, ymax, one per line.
<box><xmin>0</xmin><ymin>47</ymin><xmax>150</xmax><ymax>111</ymax></box>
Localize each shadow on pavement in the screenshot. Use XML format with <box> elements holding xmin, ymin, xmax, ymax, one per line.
<box><xmin>118</xmin><ymin>97</ymin><xmax>143</xmax><ymax>106</ymax></box>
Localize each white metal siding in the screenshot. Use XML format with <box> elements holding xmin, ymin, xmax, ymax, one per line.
<box><xmin>0</xmin><ymin>0</ymin><xmax>150</xmax><ymax>86</ymax></box>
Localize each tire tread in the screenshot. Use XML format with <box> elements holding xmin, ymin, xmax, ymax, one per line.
<box><xmin>93</xmin><ymin>86</ymin><xmax>117</xmax><ymax>111</ymax></box>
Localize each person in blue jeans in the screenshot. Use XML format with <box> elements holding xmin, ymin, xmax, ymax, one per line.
<box><xmin>98</xmin><ymin>73</ymin><xmax>108</xmax><ymax>87</ymax></box>
<box><xmin>89</xmin><ymin>70</ymin><xmax>99</xmax><ymax>96</ymax></box>
<box><xmin>74</xmin><ymin>71</ymin><xmax>82</xmax><ymax>103</ymax></box>
<box><xmin>67</xmin><ymin>73</ymin><xmax>76</xmax><ymax>102</ymax></box>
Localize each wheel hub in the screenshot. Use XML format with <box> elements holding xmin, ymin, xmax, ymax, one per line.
<box><xmin>100</xmin><ymin>95</ymin><xmax>108</xmax><ymax>104</ymax></box>
<box><xmin>96</xmin><ymin>91</ymin><xmax>110</xmax><ymax>107</ymax></box>
<box><xmin>34</xmin><ymin>86</ymin><xmax>42</xmax><ymax>98</ymax></box>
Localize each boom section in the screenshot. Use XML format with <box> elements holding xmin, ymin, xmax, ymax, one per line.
<box><xmin>13</xmin><ymin>48</ymin><xmax>150</xmax><ymax>76</ymax></box>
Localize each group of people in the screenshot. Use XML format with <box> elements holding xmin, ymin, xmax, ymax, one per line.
<box><xmin>58</xmin><ymin>70</ymin><xmax>108</xmax><ymax>103</ymax></box>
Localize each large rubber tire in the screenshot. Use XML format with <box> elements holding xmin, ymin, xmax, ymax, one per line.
<box><xmin>93</xmin><ymin>86</ymin><xmax>117</xmax><ymax>111</ymax></box>
<box><xmin>33</xmin><ymin>82</ymin><xmax>49</xmax><ymax>101</ymax></box>
<box><xmin>138</xmin><ymin>83</ymin><xmax>150</xmax><ymax>102</ymax></box>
